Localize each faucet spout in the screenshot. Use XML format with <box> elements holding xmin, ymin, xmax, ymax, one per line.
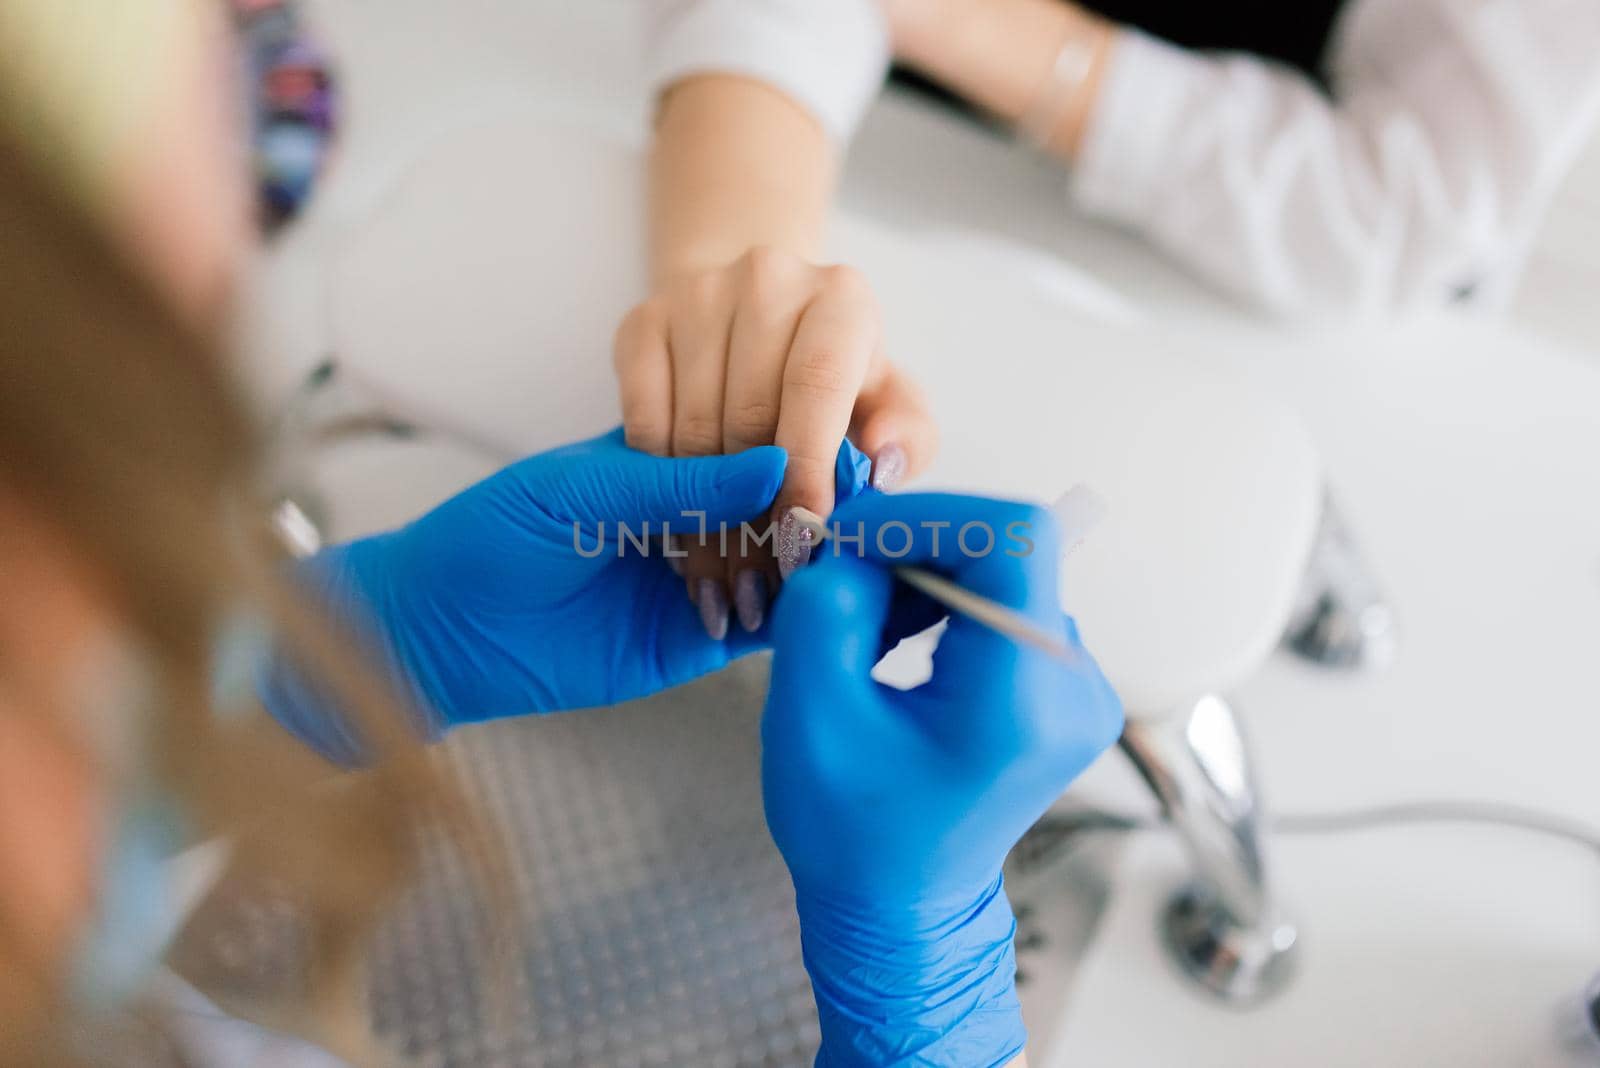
<box><xmin>1119</xmin><ymin>694</ymin><xmax>1299</xmax><ymax>1004</ymax></box>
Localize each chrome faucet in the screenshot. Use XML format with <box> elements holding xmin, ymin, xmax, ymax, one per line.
<box><xmin>1284</xmin><ymin>490</ymin><xmax>1397</xmax><ymax>670</ymax></box>
<box><xmin>1108</xmin><ymin>490</ymin><xmax>1396</xmax><ymax>1004</ymax></box>
<box><xmin>1118</xmin><ymin>695</ymin><xmax>1299</xmax><ymax>1004</ymax></box>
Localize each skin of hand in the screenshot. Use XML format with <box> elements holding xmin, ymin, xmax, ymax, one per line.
<box><xmin>883</xmin><ymin>0</ymin><xmax>1116</xmax><ymax>159</ymax></box>
<box><xmin>763</xmin><ymin>491</ymin><xmax>1123</xmax><ymax>1064</ymax></box>
<box><xmin>627</xmin><ymin>74</ymin><xmax>938</xmax><ymax>640</ymax></box>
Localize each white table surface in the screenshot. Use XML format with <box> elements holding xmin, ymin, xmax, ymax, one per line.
<box><xmin>252</xmin><ymin>3</ymin><xmax>1600</xmax><ymax>1062</ymax></box>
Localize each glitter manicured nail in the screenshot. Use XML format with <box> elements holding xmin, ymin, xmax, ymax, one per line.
<box><xmin>871</xmin><ymin>442</ymin><xmax>908</xmax><ymax>491</ymax></box>
<box><xmin>733</xmin><ymin>570</ymin><xmax>767</xmax><ymax>633</ymax></box>
<box><xmin>777</xmin><ymin>508</ymin><xmax>818</xmax><ymax>580</ymax></box>
<box><xmin>697</xmin><ymin>578</ymin><xmax>729</xmax><ymax>640</ymax></box>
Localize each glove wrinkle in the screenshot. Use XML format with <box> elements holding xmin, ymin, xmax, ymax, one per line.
<box><xmin>797</xmin><ymin>876</ymin><xmax>1026</xmax><ymax>1067</ymax></box>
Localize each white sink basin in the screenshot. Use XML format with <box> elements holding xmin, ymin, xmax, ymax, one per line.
<box><xmin>1046</xmin><ymin>826</ymin><xmax>1600</xmax><ymax>1067</ymax></box>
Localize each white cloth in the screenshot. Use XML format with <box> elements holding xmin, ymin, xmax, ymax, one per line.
<box><xmin>644</xmin><ymin>0</ymin><xmax>1600</xmax><ymax>314</ymax></box>
<box><xmin>644</xmin><ymin>0</ymin><xmax>890</xmax><ymax>141</ymax></box>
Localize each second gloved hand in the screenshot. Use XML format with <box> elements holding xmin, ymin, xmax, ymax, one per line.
<box><xmin>764</xmin><ymin>492</ymin><xmax>1124</xmax><ymax>1066</ymax></box>
<box><xmin>263</xmin><ymin>428</ymin><xmax>791</xmax><ymax>758</ymax></box>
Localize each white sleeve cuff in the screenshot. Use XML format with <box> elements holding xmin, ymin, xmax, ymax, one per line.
<box><xmin>1071</xmin><ymin>29</ymin><xmax>1215</xmax><ymax>224</ymax></box>
<box><xmin>645</xmin><ymin>0</ymin><xmax>890</xmax><ymax>143</ymax></box>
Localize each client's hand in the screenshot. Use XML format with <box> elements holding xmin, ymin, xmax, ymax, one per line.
<box><xmin>763</xmin><ymin>492</ymin><xmax>1123</xmax><ymax>1066</ymax></box>
<box><xmin>262</xmin><ymin>428</ymin><xmax>792</xmax><ymax>757</ymax></box>
<box><xmin>613</xmin><ymin>247</ymin><xmax>937</xmax><ymax>636</ymax></box>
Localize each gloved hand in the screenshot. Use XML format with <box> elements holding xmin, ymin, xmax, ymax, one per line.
<box><xmin>262</xmin><ymin>428</ymin><xmax>866</xmax><ymax>761</ymax></box>
<box><xmin>763</xmin><ymin>492</ymin><xmax>1124</xmax><ymax>1067</ymax></box>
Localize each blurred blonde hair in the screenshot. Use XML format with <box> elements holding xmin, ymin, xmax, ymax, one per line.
<box><xmin>0</xmin><ymin>56</ymin><xmax>502</xmax><ymax>1068</ymax></box>
<box><xmin>0</xmin><ymin>0</ymin><xmax>192</xmax><ymax>213</ymax></box>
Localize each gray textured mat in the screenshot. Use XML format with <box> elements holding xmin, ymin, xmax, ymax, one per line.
<box><xmin>369</xmin><ymin>657</ymin><xmax>822</xmax><ymax>1068</ymax></box>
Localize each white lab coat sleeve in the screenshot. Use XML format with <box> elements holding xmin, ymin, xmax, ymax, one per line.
<box><xmin>643</xmin><ymin>0</ymin><xmax>890</xmax><ymax>142</ymax></box>
<box><xmin>1070</xmin><ymin>0</ymin><xmax>1600</xmax><ymax>314</ymax></box>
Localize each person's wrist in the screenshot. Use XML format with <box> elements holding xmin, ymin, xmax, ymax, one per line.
<box><xmin>1022</xmin><ymin>3</ymin><xmax>1114</xmax><ymax>158</ymax></box>
<box><xmin>327</xmin><ymin>532</ymin><xmax>490</xmax><ymax>729</ymax></box>
<box><xmin>794</xmin><ymin>874</ymin><xmax>1025</xmax><ymax>1067</ymax></box>
<box><xmin>887</xmin><ymin>0</ymin><xmax>981</xmax><ymax>74</ymax></box>
<box><xmin>891</xmin><ymin>0</ymin><xmax>1110</xmax><ymax>147</ymax></box>
<box><xmin>650</xmin><ymin>239</ymin><xmax>819</xmax><ymax>292</ymax></box>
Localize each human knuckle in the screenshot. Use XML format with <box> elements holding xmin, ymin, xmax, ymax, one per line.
<box><xmin>673</xmin><ymin>413</ymin><xmax>724</xmax><ymax>454</ymax></box>
<box><xmin>676</xmin><ymin>269</ymin><xmax>727</xmax><ymax>311</ymax></box>
<box><xmin>741</xmin><ymin>251</ymin><xmax>804</xmax><ymax>314</ymax></box>
<box><xmin>786</xmin><ymin>351</ymin><xmax>851</xmax><ymax>398</ymax></box>
<box><xmin>613</xmin><ymin>305</ymin><xmax>660</xmax><ymax>362</ymax></box>
<box><xmin>622</xmin><ymin>412</ymin><xmax>671</xmax><ymax>450</ymax></box>
<box><xmin>619</xmin><ymin>298</ymin><xmax>657</xmax><ymax>331</ymax></box>
<box><xmin>725</xmin><ymin>400</ymin><xmax>780</xmax><ymax>442</ymax></box>
<box><xmin>819</xmin><ymin>263</ymin><xmax>872</xmax><ymax>300</ymax></box>
<box><xmin>741</xmin><ymin>245</ymin><xmax>794</xmax><ymax>282</ymax></box>
<box><xmin>780</xmin><ymin>453</ymin><xmax>834</xmax><ymax>489</ymax></box>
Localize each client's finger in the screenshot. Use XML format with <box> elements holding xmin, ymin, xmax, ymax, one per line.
<box><xmin>667</xmin><ymin>277</ymin><xmax>737</xmax><ymax>637</ymax></box>
<box><xmin>850</xmin><ymin>360</ymin><xmax>939</xmax><ymax>492</ymax></box>
<box><xmin>771</xmin><ymin>268</ymin><xmax>879</xmax><ymax>579</ymax></box>
<box><xmin>612</xmin><ymin>299</ymin><xmax>673</xmax><ymax>457</ymax></box>
<box><xmin>721</xmin><ymin>252</ymin><xmax>809</xmax><ymax>631</ymax></box>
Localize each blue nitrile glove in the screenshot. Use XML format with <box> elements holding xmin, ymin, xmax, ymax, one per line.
<box><xmin>262</xmin><ymin>428</ymin><xmax>872</xmax><ymax>761</ymax></box>
<box><xmin>764</xmin><ymin>492</ymin><xmax>1124</xmax><ymax>1067</ymax></box>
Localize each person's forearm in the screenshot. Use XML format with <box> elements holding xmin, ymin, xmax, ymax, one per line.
<box><xmin>890</xmin><ymin>0</ymin><xmax>1115</xmax><ymax>159</ymax></box>
<box><xmin>649</xmin><ymin>74</ymin><xmax>838</xmax><ymax>284</ymax></box>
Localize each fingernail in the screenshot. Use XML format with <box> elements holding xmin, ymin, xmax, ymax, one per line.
<box><xmin>777</xmin><ymin>507</ymin><xmax>817</xmax><ymax>580</ymax></box>
<box><xmin>733</xmin><ymin>570</ymin><xmax>767</xmax><ymax>633</ymax></box>
<box><xmin>872</xmin><ymin>442</ymin><xmax>908</xmax><ymax>491</ymax></box>
<box><xmin>696</xmin><ymin>578</ymin><xmax>729</xmax><ymax>640</ymax></box>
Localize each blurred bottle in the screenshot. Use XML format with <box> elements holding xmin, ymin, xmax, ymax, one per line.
<box><xmin>233</xmin><ymin>0</ymin><xmax>337</xmax><ymax>235</ymax></box>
